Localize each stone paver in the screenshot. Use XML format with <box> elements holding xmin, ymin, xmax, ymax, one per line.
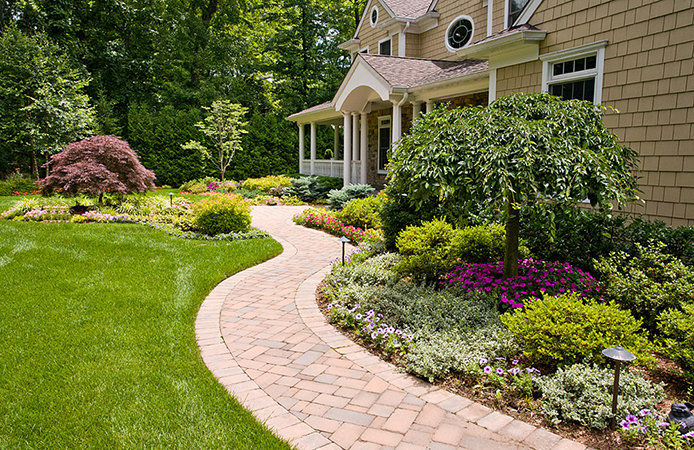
<box><xmin>196</xmin><ymin>206</ymin><xmax>587</xmax><ymax>450</ymax></box>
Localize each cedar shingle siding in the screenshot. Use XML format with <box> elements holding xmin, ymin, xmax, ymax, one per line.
<box><xmin>351</xmin><ymin>0</ymin><xmax>694</xmax><ymax>225</ymax></box>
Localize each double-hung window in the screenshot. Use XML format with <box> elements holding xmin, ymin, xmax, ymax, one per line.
<box><xmin>378</xmin><ymin>38</ymin><xmax>391</xmax><ymax>56</ymax></box>
<box><xmin>541</xmin><ymin>41</ymin><xmax>607</xmax><ymax>104</ymax></box>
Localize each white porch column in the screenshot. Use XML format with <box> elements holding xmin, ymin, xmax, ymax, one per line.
<box><xmin>333</xmin><ymin>125</ymin><xmax>339</xmax><ymax>160</ymax></box>
<box><xmin>412</xmin><ymin>102</ymin><xmax>423</xmax><ymax>123</ymax></box>
<box><xmin>343</xmin><ymin>112</ymin><xmax>352</xmax><ymax>187</ymax></box>
<box><xmin>360</xmin><ymin>112</ymin><xmax>368</xmax><ymax>184</ymax></box>
<box><xmin>351</xmin><ymin>113</ymin><xmax>360</xmax><ymax>164</ymax></box>
<box><xmin>392</xmin><ymin>101</ymin><xmax>402</xmax><ymax>144</ymax></box>
<box><xmin>310</xmin><ymin>122</ymin><xmax>317</xmax><ymax>175</ymax></box>
<box><xmin>426</xmin><ymin>101</ymin><xmax>434</xmax><ymax>114</ymax></box>
<box><xmin>298</xmin><ymin>123</ymin><xmax>305</xmax><ymax>174</ymax></box>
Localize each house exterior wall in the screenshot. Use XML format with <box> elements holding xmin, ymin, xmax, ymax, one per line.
<box><xmin>495</xmin><ymin>0</ymin><xmax>694</xmax><ymax>225</ymax></box>
<box><xmin>356</xmin><ymin>0</ymin><xmax>397</xmax><ymax>54</ymax></box>
<box><xmin>417</xmin><ymin>0</ymin><xmax>489</xmax><ymax>61</ymax></box>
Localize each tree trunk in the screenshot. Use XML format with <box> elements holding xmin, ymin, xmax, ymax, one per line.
<box><xmin>503</xmin><ymin>198</ymin><xmax>520</xmax><ymax>278</ymax></box>
<box><xmin>30</xmin><ymin>149</ymin><xmax>39</xmax><ymax>180</ymax></box>
<box><xmin>99</xmin><ymin>192</ymin><xmax>104</xmax><ymax>205</ymax></box>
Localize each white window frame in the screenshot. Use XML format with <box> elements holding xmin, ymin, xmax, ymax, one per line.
<box><xmin>540</xmin><ymin>41</ymin><xmax>608</xmax><ymax>105</ymax></box>
<box><xmin>378</xmin><ymin>36</ymin><xmax>392</xmax><ymax>56</ymax></box>
<box><xmin>377</xmin><ymin>115</ymin><xmax>391</xmax><ymax>174</ymax></box>
<box><xmin>445</xmin><ymin>15</ymin><xmax>475</xmax><ymax>53</ymax></box>
<box><xmin>506</xmin><ymin>0</ymin><xmax>544</xmax><ymax>27</ymax></box>
<box><xmin>370</xmin><ymin>5</ymin><xmax>379</xmax><ymax>27</ymax></box>
<box><xmin>358</xmin><ymin>45</ymin><xmax>369</xmax><ymax>54</ymax></box>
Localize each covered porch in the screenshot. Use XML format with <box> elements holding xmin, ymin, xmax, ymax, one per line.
<box><xmin>287</xmin><ymin>54</ymin><xmax>492</xmax><ymax>188</ymax></box>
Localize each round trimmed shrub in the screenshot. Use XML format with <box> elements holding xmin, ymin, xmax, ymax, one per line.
<box><xmin>395</xmin><ymin>218</ymin><xmax>457</xmax><ymax>283</ymax></box>
<box><xmin>192</xmin><ymin>195</ymin><xmax>251</xmax><ymax>235</ymax></box>
<box><xmin>501</xmin><ymin>292</ymin><xmax>652</xmax><ymax>367</ymax></box>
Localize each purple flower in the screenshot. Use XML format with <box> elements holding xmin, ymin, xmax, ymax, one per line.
<box><xmin>496</xmin><ymin>368</ymin><xmax>505</xmax><ymax>375</ymax></box>
<box><xmin>483</xmin><ymin>366</ymin><xmax>492</xmax><ymax>374</ymax></box>
<box><xmin>479</xmin><ymin>358</ymin><xmax>487</xmax><ymax>364</ymax></box>
<box><xmin>625</xmin><ymin>414</ymin><xmax>638</xmax><ymax>424</ymax></box>
<box><xmin>639</xmin><ymin>409</ymin><xmax>651</xmax><ymax>417</ymax></box>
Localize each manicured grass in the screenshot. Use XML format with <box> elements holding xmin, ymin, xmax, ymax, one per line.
<box><xmin>0</xmin><ymin>217</ymin><xmax>288</xmax><ymax>448</ymax></box>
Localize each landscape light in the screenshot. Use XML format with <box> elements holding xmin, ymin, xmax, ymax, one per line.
<box><xmin>338</xmin><ymin>236</ymin><xmax>351</xmax><ymax>266</ymax></box>
<box><xmin>169</xmin><ymin>192</ymin><xmax>174</xmax><ymax>207</ymax></box>
<box><xmin>602</xmin><ymin>345</ymin><xmax>636</xmax><ymax>426</ymax></box>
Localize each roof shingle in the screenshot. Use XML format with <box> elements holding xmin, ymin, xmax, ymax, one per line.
<box><xmin>359</xmin><ymin>54</ymin><xmax>488</xmax><ymax>88</ymax></box>
<box><xmin>381</xmin><ymin>0</ymin><xmax>432</xmax><ymax>19</ymax></box>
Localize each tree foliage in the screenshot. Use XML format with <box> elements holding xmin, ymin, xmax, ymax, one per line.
<box><xmin>387</xmin><ymin>93</ymin><xmax>640</xmax><ymax>276</ymax></box>
<box><xmin>183</xmin><ymin>101</ymin><xmax>248</xmax><ymax>181</ymax></box>
<box><xmin>39</xmin><ymin>135</ymin><xmax>155</xmax><ymax>198</ymax></box>
<box><xmin>0</xmin><ymin>26</ymin><xmax>95</xmax><ymax>178</ymax></box>
<box><xmin>1</xmin><ymin>0</ymin><xmax>362</xmax><ymax>182</ymax></box>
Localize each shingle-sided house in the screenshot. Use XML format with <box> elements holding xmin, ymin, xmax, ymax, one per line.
<box><xmin>287</xmin><ymin>0</ymin><xmax>694</xmax><ymax>225</ymax></box>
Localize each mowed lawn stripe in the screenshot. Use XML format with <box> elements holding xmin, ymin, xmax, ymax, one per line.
<box><xmin>0</xmin><ymin>219</ymin><xmax>288</xmax><ymax>448</ymax></box>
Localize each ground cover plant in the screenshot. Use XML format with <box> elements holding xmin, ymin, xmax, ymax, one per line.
<box><xmin>314</xmin><ymin>207</ymin><xmax>693</xmax><ymax>449</ymax></box>
<box><xmin>0</xmin><ymin>215</ymin><xmax>287</xmax><ymax>448</ymax></box>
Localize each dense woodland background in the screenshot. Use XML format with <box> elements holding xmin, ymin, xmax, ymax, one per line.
<box><xmin>0</xmin><ymin>0</ymin><xmax>364</xmax><ymax>186</ymax></box>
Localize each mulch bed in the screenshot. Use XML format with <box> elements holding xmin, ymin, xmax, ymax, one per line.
<box><xmin>315</xmin><ymin>280</ymin><xmax>691</xmax><ymax>450</ymax></box>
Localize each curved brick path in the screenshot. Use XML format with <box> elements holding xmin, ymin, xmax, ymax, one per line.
<box><xmin>196</xmin><ymin>206</ymin><xmax>587</xmax><ymax>450</ymax></box>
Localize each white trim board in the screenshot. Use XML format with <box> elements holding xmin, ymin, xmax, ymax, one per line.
<box><xmin>540</xmin><ymin>41</ymin><xmax>608</xmax><ymax>105</ymax></box>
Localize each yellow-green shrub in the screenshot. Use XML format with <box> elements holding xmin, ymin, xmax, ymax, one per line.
<box><xmin>242</xmin><ymin>175</ymin><xmax>291</xmax><ymax>192</ymax></box>
<box><xmin>337</xmin><ymin>196</ymin><xmax>383</xmax><ymax>229</ymax></box>
<box><xmin>395</xmin><ymin>219</ymin><xmax>457</xmax><ymax>283</ymax></box>
<box><xmin>502</xmin><ymin>293</ymin><xmax>652</xmax><ymax>368</ymax></box>
<box><xmin>192</xmin><ymin>195</ymin><xmax>251</xmax><ymax>235</ymax></box>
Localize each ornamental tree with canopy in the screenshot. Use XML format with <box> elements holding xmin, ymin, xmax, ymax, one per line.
<box><xmin>38</xmin><ymin>135</ymin><xmax>156</xmax><ymax>202</ymax></box>
<box><xmin>387</xmin><ymin>93</ymin><xmax>639</xmax><ymax>277</ymax></box>
<box><xmin>182</xmin><ymin>100</ymin><xmax>248</xmax><ymax>181</ymax></box>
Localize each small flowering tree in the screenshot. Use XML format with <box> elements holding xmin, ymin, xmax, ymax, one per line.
<box><xmin>388</xmin><ymin>93</ymin><xmax>640</xmax><ymax>277</ymax></box>
<box><xmin>39</xmin><ymin>135</ymin><xmax>156</xmax><ymax>202</ymax></box>
<box><xmin>182</xmin><ymin>100</ymin><xmax>248</xmax><ymax>181</ymax></box>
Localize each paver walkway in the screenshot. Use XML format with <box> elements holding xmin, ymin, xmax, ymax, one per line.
<box><xmin>196</xmin><ymin>206</ymin><xmax>587</xmax><ymax>450</ymax></box>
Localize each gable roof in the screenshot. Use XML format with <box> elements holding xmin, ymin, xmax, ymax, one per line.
<box><xmin>382</xmin><ymin>0</ymin><xmax>432</xmax><ymax>19</ymax></box>
<box><xmin>358</xmin><ymin>54</ymin><xmax>488</xmax><ymax>88</ymax></box>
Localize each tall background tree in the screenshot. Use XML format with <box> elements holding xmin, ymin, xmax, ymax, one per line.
<box><xmin>0</xmin><ymin>0</ymin><xmax>363</xmax><ymax>185</ymax></box>
<box><xmin>0</xmin><ymin>27</ymin><xmax>95</xmax><ymax>178</ymax></box>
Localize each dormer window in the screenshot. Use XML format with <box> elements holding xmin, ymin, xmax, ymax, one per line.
<box><xmin>370</xmin><ymin>6</ymin><xmax>378</xmax><ymax>27</ymax></box>
<box><xmin>446</xmin><ymin>16</ymin><xmax>474</xmax><ymax>52</ymax></box>
<box><xmin>379</xmin><ymin>38</ymin><xmax>391</xmax><ymax>56</ymax></box>
<box><xmin>508</xmin><ymin>0</ymin><xmax>532</xmax><ymax>26</ymax></box>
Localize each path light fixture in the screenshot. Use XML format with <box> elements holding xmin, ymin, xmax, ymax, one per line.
<box><xmin>602</xmin><ymin>345</ymin><xmax>637</xmax><ymax>426</ymax></box>
<box><xmin>169</xmin><ymin>192</ymin><xmax>174</xmax><ymax>207</ymax></box>
<box><xmin>339</xmin><ymin>236</ymin><xmax>351</xmax><ymax>266</ymax></box>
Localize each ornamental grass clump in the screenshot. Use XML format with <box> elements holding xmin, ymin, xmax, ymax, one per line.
<box><xmin>444</xmin><ymin>259</ymin><xmax>600</xmax><ymax>309</ymax></box>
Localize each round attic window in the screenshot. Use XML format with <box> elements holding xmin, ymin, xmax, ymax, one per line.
<box><xmin>446</xmin><ymin>16</ymin><xmax>474</xmax><ymax>51</ymax></box>
<box><xmin>370</xmin><ymin>6</ymin><xmax>378</xmax><ymax>27</ymax></box>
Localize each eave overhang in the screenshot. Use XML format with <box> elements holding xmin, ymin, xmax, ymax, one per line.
<box><xmin>456</xmin><ymin>29</ymin><xmax>547</xmax><ymax>69</ymax></box>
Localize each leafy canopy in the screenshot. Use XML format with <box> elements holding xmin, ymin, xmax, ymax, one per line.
<box><xmin>387</xmin><ymin>93</ymin><xmax>640</xmax><ymax>276</ymax></box>
<box><xmin>389</xmin><ymin>93</ymin><xmax>639</xmax><ymax>218</ymax></box>
<box><xmin>183</xmin><ymin>100</ymin><xmax>248</xmax><ymax>181</ymax></box>
<box><xmin>39</xmin><ymin>135</ymin><xmax>155</xmax><ymax>197</ymax></box>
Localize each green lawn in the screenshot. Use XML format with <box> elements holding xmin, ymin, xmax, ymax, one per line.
<box><xmin>0</xmin><ymin>206</ymin><xmax>288</xmax><ymax>448</ymax></box>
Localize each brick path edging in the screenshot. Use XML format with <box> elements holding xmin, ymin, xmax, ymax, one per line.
<box><xmin>195</xmin><ymin>206</ymin><xmax>590</xmax><ymax>450</ymax></box>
